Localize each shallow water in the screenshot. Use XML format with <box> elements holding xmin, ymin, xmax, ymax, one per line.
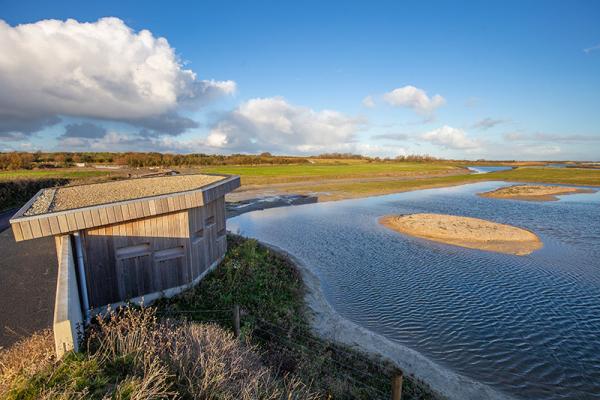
<box><xmin>229</xmin><ymin>182</ymin><xmax>600</xmax><ymax>400</ymax></box>
<box><xmin>467</xmin><ymin>165</ymin><xmax>513</xmax><ymax>173</ymax></box>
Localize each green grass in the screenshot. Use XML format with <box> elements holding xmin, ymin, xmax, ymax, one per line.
<box><xmin>4</xmin><ymin>352</ymin><xmax>129</xmax><ymax>400</ymax></box>
<box><xmin>476</xmin><ymin>167</ymin><xmax>600</xmax><ymax>186</ymax></box>
<box><xmin>201</xmin><ymin>162</ymin><xmax>459</xmax><ymax>184</ymax></box>
<box><xmin>277</xmin><ymin>167</ymin><xmax>600</xmax><ymax>200</ymax></box>
<box><xmin>156</xmin><ymin>236</ymin><xmax>437</xmax><ymax>400</ymax></box>
<box><xmin>0</xmin><ymin>169</ymin><xmax>112</xmax><ymax>181</ymax></box>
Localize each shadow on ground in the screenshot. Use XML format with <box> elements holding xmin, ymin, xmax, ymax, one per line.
<box><xmin>0</xmin><ymin>228</ymin><xmax>56</xmax><ymax>349</ymax></box>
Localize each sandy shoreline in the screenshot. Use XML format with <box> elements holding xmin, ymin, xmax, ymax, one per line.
<box><xmin>380</xmin><ymin>213</ymin><xmax>542</xmax><ymax>256</ymax></box>
<box><xmin>260</xmin><ymin>241</ymin><xmax>514</xmax><ymax>400</ymax></box>
<box><xmin>479</xmin><ymin>184</ymin><xmax>595</xmax><ymax>202</ymax></box>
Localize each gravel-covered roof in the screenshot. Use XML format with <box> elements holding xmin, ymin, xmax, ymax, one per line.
<box><xmin>24</xmin><ymin>174</ymin><xmax>225</xmax><ymax>216</ymax></box>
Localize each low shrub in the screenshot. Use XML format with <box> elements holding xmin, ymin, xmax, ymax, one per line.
<box><xmin>0</xmin><ymin>179</ymin><xmax>68</xmax><ymax>212</ymax></box>
<box><xmin>0</xmin><ymin>308</ymin><xmax>318</xmax><ymax>400</ymax></box>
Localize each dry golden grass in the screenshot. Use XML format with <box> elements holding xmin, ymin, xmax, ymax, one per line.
<box><xmin>0</xmin><ymin>329</ymin><xmax>55</xmax><ymax>395</ymax></box>
<box><xmin>0</xmin><ymin>307</ymin><xmax>320</xmax><ymax>400</ymax></box>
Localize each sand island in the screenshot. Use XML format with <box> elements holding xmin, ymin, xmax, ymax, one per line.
<box><xmin>380</xmin><ymin>213</ymin><xmax>542</xmax><ymax>255</ymax></box>
<box><xmin>478</xmin><ymin>184</ymin><xmax>595</xmax><ymax>202</ymax></box>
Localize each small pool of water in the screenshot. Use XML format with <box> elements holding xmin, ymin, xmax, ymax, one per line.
<box><xmin>467</xmin><ymin>165</ymin><xmax>513</xmax><ymax>174</ymax></box>
<box><xmin>229</xmin><ymin>182</ymin><xmax>600</xmax><ymax>400</ymax></box>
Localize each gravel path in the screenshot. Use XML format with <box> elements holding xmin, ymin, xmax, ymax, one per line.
<box><xmin>25</xmin><ymin>175</ymin><xmax>223</xmax><ymax>215</ymax></box>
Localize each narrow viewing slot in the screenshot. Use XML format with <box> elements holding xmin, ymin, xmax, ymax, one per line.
<box><xmin>217</xmin><ymin>228</ymin><xmax>226</xmax><ymax>237</ymax></box>
<box><xmin>154</xmin><ymin>246</ymin><xmax>185</xmax><ymax>262</ymax></box>
<box><xmin>116</xmin><ymin>243</ymin><xmax>150</xmax><ymax>259</ymax></box>
<box><xmin>205</xmin><ymin>215</ymin><xmax>215</xmax><ymax>226</ymax></box>
<box><xmin>192</xmin><ymin>229</ymin><xmax>204</xmax><ymax>245</ymax></box>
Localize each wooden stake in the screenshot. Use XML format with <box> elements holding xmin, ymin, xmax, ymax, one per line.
<box><xmin>233</xmin><ymin>304</ymin><xmax>240</xmax><ymax>337</ymax></box>
<box><xmin>391</xmin><ymin>371</ymin><xmax>403</xmax><ymax>400</ymax></box>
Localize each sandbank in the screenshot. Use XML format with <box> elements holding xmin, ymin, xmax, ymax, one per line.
<box><xmin>380</xmin><ymin>213</ymin><xmax>542</xmax><ymax>255</ymax></box>
<box><xmin>478</xmin><ymin>184</ymin><xmax>595</xmax><ymax>202</ymax></box>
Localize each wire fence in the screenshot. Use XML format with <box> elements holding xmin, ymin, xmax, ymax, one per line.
<box><xmin>157</xmin><ymin>306</ymin><xmax>600</xmax><ymax>400</ymax></box>
<box><xmin>158</xmin><ymin>306</ymin><xmax>402</xmax><ymax>399</ymax></box>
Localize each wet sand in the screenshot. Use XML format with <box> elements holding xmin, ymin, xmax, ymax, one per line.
<box><xmin>479</xmin><ymin>184</ymin><xmax>595</xmax><ymax>202</ymax></box>
<box><xmin>380</xmin><ymin>213</ymin><xmax>542</xmax><ymax>256</ymax></box>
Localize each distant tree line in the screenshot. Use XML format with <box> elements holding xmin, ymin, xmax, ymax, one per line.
<box><xmin>0</xmin><ymin>151</ymin><xmax>311</xmax><ymax>170</ymax></box>
<box><xmin>0</xmin><ymin>151</ymin><xmax>448</xmax><ymax>171</ymax></box>
<box><xmin>394</xmin><ymin>154</ymin><xmax>441</xmax><ymax>162</ymax></box>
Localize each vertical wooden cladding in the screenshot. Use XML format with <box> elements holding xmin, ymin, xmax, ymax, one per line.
<box><xmin>83</xmin><ymin>210</ymin><xmax>191</xmax><ymax>307</ymax></box>
<box><xmin>81</xmin><ymin>196</ymin><xmax>227</xmax><ymax>309</ymax></box>
<box><xmin>187</xmin><ymin>197</ymin><xmax>227</xmax><ymax>283</ymax></box>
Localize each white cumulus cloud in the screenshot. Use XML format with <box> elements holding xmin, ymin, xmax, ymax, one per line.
<box><xmin>421</xmin><ymin>125</ymin><xmax>481</xmax><ymax>150</ymax></box>
<box><xmin>362</xmin><ymin>95</ymin><xmax>375</xmax><ymax>108</ymax></box>
<box><xmin>383</xmin><ymin>85</ymin><xmax>446</xmax><ymax>115</ymax></box>
<box><xmin>205</xmin><ymin>97</ymin><xmax>365</xmax><ymax>153</ymax></box>
<box><xmin>0</xmin><ymin>17</ymin><xmax>235</xmax><ymax>135</ymax></box>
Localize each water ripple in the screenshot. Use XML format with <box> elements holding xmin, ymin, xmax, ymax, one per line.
<box><xmin>229</xmin><ymin>182</ymin><xmax>600</xmax><ymax>400</ymax></box>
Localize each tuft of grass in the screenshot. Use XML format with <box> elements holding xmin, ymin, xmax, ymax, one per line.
<box><xmin>0</xmin><ymin>307</ymin><xmax>318</xmax><ymax>400</ymax></box>
<box><xmin>157</xmin><ymin>235</ymin><xmax>438</xmax><ymax>399</ymax></box>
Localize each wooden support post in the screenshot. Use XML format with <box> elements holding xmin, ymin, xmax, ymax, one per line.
<box><xmin>233</xmin><ymin>304</ymin><xmax>240</xmax><ymax>337</ymax></box>
<box><xmin>391</xmin><ymin>371</ymin><xmax>403</xmax><ymax>400</ymax></box>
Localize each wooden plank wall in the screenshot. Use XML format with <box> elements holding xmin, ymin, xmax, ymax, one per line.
<box><xmin>82</xmin><ymin>210</ymin><xmax>191</xmax><ymax>307</ymax></box>
<box><xmin>82</xmin><ymin>196</ymin><xmax>228</xmax><ymax>309</ymax></box>
<box><xmin>188</xmin><ymin>197</ymin><xmax>227</xmax><ymax>281</ymax></box>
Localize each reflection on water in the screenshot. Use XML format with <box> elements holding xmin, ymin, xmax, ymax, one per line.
<box><xmin>229</xmin><ymin>182</ymin><xmax>600</xmax><ymax>400</ymax></box>
<box><xmin>467</xmin><ymin>165</ymin><xmax>513</xmax><ymax>174</ymax></box>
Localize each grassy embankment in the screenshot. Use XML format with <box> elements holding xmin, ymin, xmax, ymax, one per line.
<box><xmin>203</xmin><ymin>163</ymin><xmax>600</xmax><ymax>200</ymax></box>
<box><xmin>0</xmin><ymin>236</ymin><xmax>437</xmax><ymax>400</ymax></box>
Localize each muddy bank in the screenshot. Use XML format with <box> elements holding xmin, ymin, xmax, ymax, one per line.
<box><xmin>225</xmin><ymin>194</ymin><xmax>317</xmax><ymax>218</ymax></box>
<box><xmin>260</xmin><ymin>241</ymin><xmax>513</xmax><ymax>400</ymax></box>
<box><xmin>479</xmin><ymin>184</ymin><xmax>595</xmax><ymax>202</ymax></box>
<box><xmin>380</xmin><ymin>213</ymin><xmax>542</xmax><ymax>256</ymax></box>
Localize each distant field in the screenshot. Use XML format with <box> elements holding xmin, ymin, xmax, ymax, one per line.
<box><xmin>201</xmin><ymin>162</ymin><xmax>461</xmax><ymax>185</ymax></box>
<box><xmin>280</xmin><ymin>166</ymin><xmax>600</xmax><ymax>200</ymax></box>
<box><xmin>0</xmin><ymin>169</ymin><xmax>113</xmax><ymax>181</ymax></box>
<box><xmin>2</xmin><ymin>164</ymin><xmax>599</xmax><ymax>207</ymax></box>
<box><xmin>478</xmin><ymin>167</ymin><xmax>600</xmax><ymax>186</ymax></box>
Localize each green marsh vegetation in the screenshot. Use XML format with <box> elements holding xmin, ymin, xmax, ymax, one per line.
<box><xmin>0</xmin><ymin>236</ymin><xmax>437</xmax><ymax>400</ymax></box>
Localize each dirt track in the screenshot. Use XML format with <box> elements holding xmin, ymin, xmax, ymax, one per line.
<box><xmin>0</xmin><ymin>229</ymin><xmax>56</xmax><ymax>349</ymax></box>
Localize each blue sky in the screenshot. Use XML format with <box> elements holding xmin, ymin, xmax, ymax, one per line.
<box><xmin>1</xmin><ymin>0</ymin><xmax>599</xmax><ymax>160</ymax></box>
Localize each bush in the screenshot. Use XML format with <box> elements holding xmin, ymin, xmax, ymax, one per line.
<box><xmin>0</xmin><ymin>308</ymin><xmax>319</xmax><ymax>400</ymax></box>
<box><xmin>0</xmin><ymin>179</ymin><xmax>68</xmax><ymax>212</ymax></box>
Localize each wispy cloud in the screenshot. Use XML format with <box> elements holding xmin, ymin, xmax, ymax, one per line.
<box><xmin>472</xmin><ymin>117</ymin><xmax>508</xmax><ymax>130</ymax></box>
<box><xmin>503</xmin><ymin>132</ymin><xmax>600</xmax><ymax>142</ymax></box>
<box><xmin>583</xmin><ymin>43</ymin><xmax>600</xmax><ymax>54</ymax></box>
<box><xmin>371</xmin><ymin>133</ymin><xmax>409</xmax><ymax>141</ymax></box>
<box><xmin>362</xmin><ymin>95</ymin><xmax>375</xmax><ymax>108</ymax></box>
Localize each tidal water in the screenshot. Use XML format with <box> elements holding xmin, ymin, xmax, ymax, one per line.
<box><xmin>229</xmin><ymin>182</ymin><xmax>600</xmax><ymax>400</ymax></box>
<box><xmin>467</xmin><ymin>165</ymin><xmax>513</xmax><ymax>174</ymax></box>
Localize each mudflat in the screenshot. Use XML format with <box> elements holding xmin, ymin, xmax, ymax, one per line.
<box><xmin>379</xmin><ymin>213</ymin><xmax>542</xmax><ymax>255</ymax></box>
<box><xmin>478</xmin><ymin>184</ymin><xmax>595</xmax><ymax>202</ymax></box>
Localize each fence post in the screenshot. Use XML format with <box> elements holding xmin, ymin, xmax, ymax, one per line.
<box><xmin>391</xmin><ymin>371</ymin><xmax>403</xmax><ymax>400</ymax></box>
<box><xmin>233</xmin><ymin>304</ymin><xmax>240</xmax><ymax>337</ymax></box>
